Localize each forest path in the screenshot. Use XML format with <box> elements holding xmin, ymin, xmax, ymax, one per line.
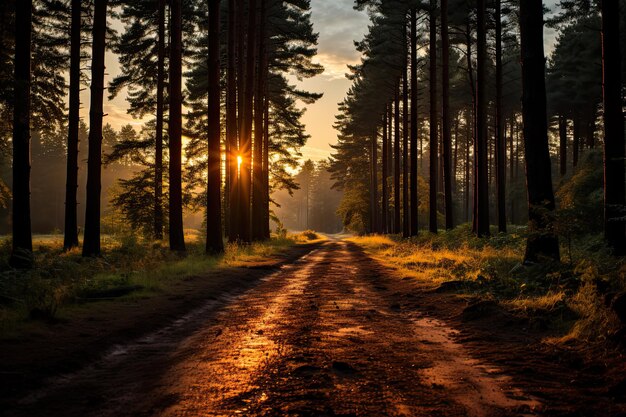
<box><xmin>9</xmin><ymin>238</ymin><xmax>541</xmax><ymax>417</ymax></box>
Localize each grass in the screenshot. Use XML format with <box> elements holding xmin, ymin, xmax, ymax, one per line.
<box><xmin>0</xmin><ymin>230</ymin><xmax>322</xmax><ymax>336</ymax></box>
<box><xmin>349</xmin><ymin>224</ymin><xmax>626</xmax><ymax>345</ymax></box>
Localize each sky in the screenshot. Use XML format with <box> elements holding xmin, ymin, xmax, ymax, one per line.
<box><xmin>94</xmin><ymin>1</ymin><xmax>560</xmax><ymax>164</ymax></box>
<box><xmin>292</xmin><ymin>1</ymin><xmax>370</xmax><ymax>162</ymax></box>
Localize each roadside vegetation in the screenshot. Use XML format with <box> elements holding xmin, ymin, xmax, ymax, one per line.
<box><xmin>0</xmin><ymin>230</ymin><xmax>323</xmax><ymax>336</ymax></box>
<box><xmin>350</xmin><ymin>227</ymin><xmax>626</xmax><ymax>345</ymax></box>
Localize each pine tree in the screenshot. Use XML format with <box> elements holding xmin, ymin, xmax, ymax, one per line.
<box><xmin>10</xmin><ymin>0</ymin><xmax>33</xmax><ymax>268</ymax></box>
<box><xmin>64</xmin><ymin>0</ymin><xmax>81</xmax><ymax>251</ymax></box>
<box><xmin>475</xmin><ymin>0</ymin><xmax>489</xmax><ymax>237</ymax></box>
<box><xmin>494</xmin><ymin>0</ymin><xmax>506</xmax><ymax>233</ymax></box>
<box><xmin>206</xmin><ymin>0</ymin><xmax>223</xmax><ymax>253</ymax></box>
<box><xmin>82</xmin><ymin>0</ymin><xmax>108</xmax><ymax>257</ymax></box>
<box><xmin>519</xmin><ymin>0</ymin><xmax>559</xmax><ymax>262</ymax></box>
<box><xmin>601</xmin><ymin>0</ymin><xmax>626</xmax><ymax>255</ymax></box>
<box><xmin>429</xmin><ymin>0</ymin><xmax>438</xmax><ymax>234</ymax></box>
<box><xmin>441</xmin><ymin>0</ymin><xmax>453</xmax><ymax>230</ymax></box>
<box><xmin>409</xmin><ymin>6</ymin><xmax>418</xmax><ymax>236</ymax></box>
<box><xmin>168</xmin><ymin>0</ymin><xmax>185</xmax><ymax>252</ymax></box>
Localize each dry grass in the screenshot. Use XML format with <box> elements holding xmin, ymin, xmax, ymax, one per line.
<box><xmin>348</xmin><ymin>233</ymin><xmax>520</xmax><ymax>285</ymax></box>
<box><xmin>350</xmin><ymin>226</ymin><xmax>626</xmax><ymax>345</ymax></box>
<box><xmin>0</xmin><ymin>231</ymin><xmax>316</xmax><ymax>335</ymax></box>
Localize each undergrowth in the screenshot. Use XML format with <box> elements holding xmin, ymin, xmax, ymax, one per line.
<box><xmin>350</xmin><ymin>224</ymin><xmax>626</xmax><ymax>345</ymax></box>
<box><xmin>0</xmin><ymin>230</ymin><xmax>319</xmax><ymax>335</ymax></box>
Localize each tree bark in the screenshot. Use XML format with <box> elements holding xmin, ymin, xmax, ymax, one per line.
<box><xmin>495</xmin><ymin>0</ymin><xmax>506</xmax><ymax>233</ymax></box>
<box><xmin>441</xmin><ymin>0</ymin><xmax>453</xmax><ymax>230</ymax></box>
<box><xmin>465</xmin><ymin>26</ymin><xmax>477</xmax><ymax>232</ymax></box>
<box><xmin>394</xmin><ymin>83</ymin><xmax>401</xmax><ymax>234</ymax></box>
<box><xmin>475</xmin><ymin>0</ymin><xmax>490</xmax><ymax>237</ymax></box>
<box><xmin>252</xmin><ymin>0</ymin><xmax>266</xmax><ymax>241</ymax></box>
<box><xmin>206</xmin><ymin>0</ymin><xmax>223</xmax><ymax>253</ymax></box>
<box><xmin>559</xmin><ymin>114</ymin><xmax>567</xmax><ymax>177</ymax></box>
<box><xmin>371</xmin><ymin>130</ymin><xmax>379</xmax><ymax>234</ymax></box>
<box><xmin>519</xmin><ymin>0</ymin><xmax>559</xmax><ymax>262</ymax></box>
<box><xmin>388</xmin><ymin>103</ymin><xmax>393</xmax><ymax>231</ymax></box>
<box><xmin>227</xmin><ymin>0</ymin><xmax>238</xmax><ymax>241</ymax></box>
<box><xmin>509</xmin><ymin>118</ymin><xmax>515</xmax><ymax>181</ymax></box>
<box><xmin>168</xmin><ymin>0</ymin><xmax>186</xmax><ymax>252</ymax></box>
<box><xmin>64</xmin><ymin>0</ymin><xmax>80</xmax><ymax>251</ymax></box>
<box><xmin>402</xmin><ymin>66</ymin><xmax>410</xmax><ymax>237</ymax></box>
<box><xmin>11</xmin><ymin>0</ymin><xmax>33</xmax><ymax>267</ymax></box>
<box><xmin>82</xmin><ymin>0</ymin><xmax>108</xmax><ymax>257</ymax></box>
<box><xmin>465</xmin><ymin>109</ymin><xmax>471</xmax><ymax>223</ymax></box>
<box><xmin>601</xmin><ymin>0</ymin><xmax>626</xmax><ymax>255</ymax></box>
<box><xmin>239</xmin><ymin>0</ymin><xmax>257</xmax><ymax>243</ymax></box>
<box><xmin>262</xmin><ymin>84</ymin><xmax>270</xmax><ymax>238</ymax></box>
<box><xmin>154</xmin><ymin>0</ymin><xmax>165</xmax><ymax>241</ymax></box>
<box><xmin>453</xmin><ymin>113</ymin><xmax>459</xmax><ymax>194</ymax></box>
<box><xmin>382</xmin><ymin>109</ymin><xmax>389</xmax><ymax>234</ymax></box>
<box><xmin>410</xmin><ymin>8</ymin><xmax>418</xmax><ymax>236</ymax></box>
<box><xmin>573</xmin><ymin>114</ymin><xmax>580</xmax><ymax>167</ymax></box>
<box><xmin>429</xmin><ymin>0</ymin><xmax>438</xmax><ymax>234</ymax></box>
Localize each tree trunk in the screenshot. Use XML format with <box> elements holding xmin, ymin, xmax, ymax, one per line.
<box><xmin>475</xmin><ymin>0</ymin><xmax>490</xmax><ymax>237</ymax></box>
<box><xmin>586</xmin><ymin>110</ymin><xmax>596</xmax><ymax>149</ymax></box>
<box><xmin>441</xmin><ymin>0</ymin><xmax>453</xmax><ymax>230</ymax></box>
<box><xmin>559</xmin><ymin>114</ymin><xmax>567</xmax><ymax>177</ymax></box>
<box><xmin>402</xmin><ymin>66</ymin><xmax>410</xmax><ymax>237</ymax></box>
<box><xmin>82</xmin><ymin>0</ymin><xmax>108</xmax><ymax>257</ymax></box>
<box><xmin>262</xmin><ymin>84</ymin><xmax>270</xmax><ymax>238</ymax></box>
<box><xmin>601</xmin><ymin>0</ymin><xmax>626</xmax><ymax>255</ymax></box>
<box><xmin>509</xmin><ymin>117</ymin><xmax>515</xmax><ymax>182</ymax></box>
<box><xmin>382</xmin><ymin>110</ymin><xmax>389</xmax><ymax>234</ymax></box>
<box><xmin>495</xmin><ymin>0</ymin><xmax>506</xmax><ymax>233</ymax></box>
<box><xmin>154</xmin><ymin>0</ymin><xmax>165</xmax><ymax>241</ymax></box>
<box><xmin>227</xmin><ymin>0</ymin><xmax>238</xmax><ymax>241</ymax></box>
<box><xmin>410</xmin><ymin>8</ymin><xmax>418</xmax><ymax>236</ymax></box>
<box><xmin>508</xmin><ymin>117</ymin><xmax>516</xmax><ymax>224</ymax></box>
<box><xmin>465</xmin><ymin>109</ymin><xmax>471</xmax><ymax>223</ymax></box>
<box><xmin>388</xmin><ymin>103</ymin><xmax>393</xmax><ymax>231</ymax></box>
<box><xmin>573</xmin><ymin>114</ymin><xmax>580</xmax><ymax>167</ymax></box>
<box><xmin>465</xmin><ymin>26</ymin><xmax>476</xmax><ymax>231</ymax></box>
<box><xmin>371</xmin><ymin>130</ymin><xmax>379</xmax><ymax>234</ymax></box>
<box><xmin>252</xmin><ymin>0</ymin><xmax>266</xmax><ymax>241</ymax></box>
<box><xmin>239</xmin><ymin>0</ymin><xmax>257</xmax><ymax>243</ymax></box>
<box><xmin>453</xmin><ymin>113</ymin><xmax>459</xmax><ymax>197</ymax></box>
<box><xmin>519</xmin><ymin>0</ymin><xmax>559</xmax><ymax>262</ymax></box>
<box><xmin>168</xmin><ymin>0</ymin><xmax>186</xmax><ymax>252</ymax></box>
<box><xmin>429</xmin><ymin>0</ymin><xmax>438</xmax><ymax>234</ymax></box>
<box><xmin>394</xmin><ymin>82</ymin><xmax>401</xmax><ymax>234</ymax></box>
<box><xmin>261</xmin><ymin>16</ymin><xmax>270</xmax><ymax>240</ymax></box>
<box><xmin>10</xmin><ymin>0</ymin><xmax>33</xmax><ymax>267</ymax></box>
<box><xmin>64</xmin><ymin>0</ymin><xmax>80</xmax><ymax>251</ymax></box>
<box><xmin>206</xmin><ymin>0</ymin><xmax>223</xmax><ymax>253</ymax></box>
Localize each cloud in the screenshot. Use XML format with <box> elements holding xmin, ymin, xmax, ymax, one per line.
<box><xmin>309</xmin><ymin>0</ymin><xmax>369</xmax><ymax>79</ymax></box>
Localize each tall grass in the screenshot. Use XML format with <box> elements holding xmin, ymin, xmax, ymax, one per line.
<box><xmin>350</xmin><ymin>224</ymin><xmax>626</xmax><ymax>344</ymax></box>
<box><xmin>0</xmin><ymin>230</ymin><xmax>320</xmax><ymax>334</ymax></box>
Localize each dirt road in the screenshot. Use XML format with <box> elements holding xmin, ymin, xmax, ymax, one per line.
<box><xmin>8</xmin><ymin>238</ymin><xmax>544</xmax><ymax>416</ymax></box>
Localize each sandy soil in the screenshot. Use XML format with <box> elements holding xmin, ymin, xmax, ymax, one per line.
<box><xmin>1</xmin><ymin>238</ymin><xmax>624</xmax><ymax>416</ymax></box>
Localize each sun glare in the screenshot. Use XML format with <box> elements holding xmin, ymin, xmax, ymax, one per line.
<box><xmin>237</xmin><ymin>155</ymin><xmax>243</xmax><ymax>168</ymax></box>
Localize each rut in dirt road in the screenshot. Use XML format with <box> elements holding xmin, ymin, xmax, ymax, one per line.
<box><xmin>10</xmin><ymin>239</ymin><xmax>540</xmax><ymax>417</ymax></box>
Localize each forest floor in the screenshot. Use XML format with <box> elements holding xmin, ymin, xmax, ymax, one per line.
<box><xmin>1</xmin><ymin>235</ymin><xmax>626</xmax><ymax>416</ymax></box>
